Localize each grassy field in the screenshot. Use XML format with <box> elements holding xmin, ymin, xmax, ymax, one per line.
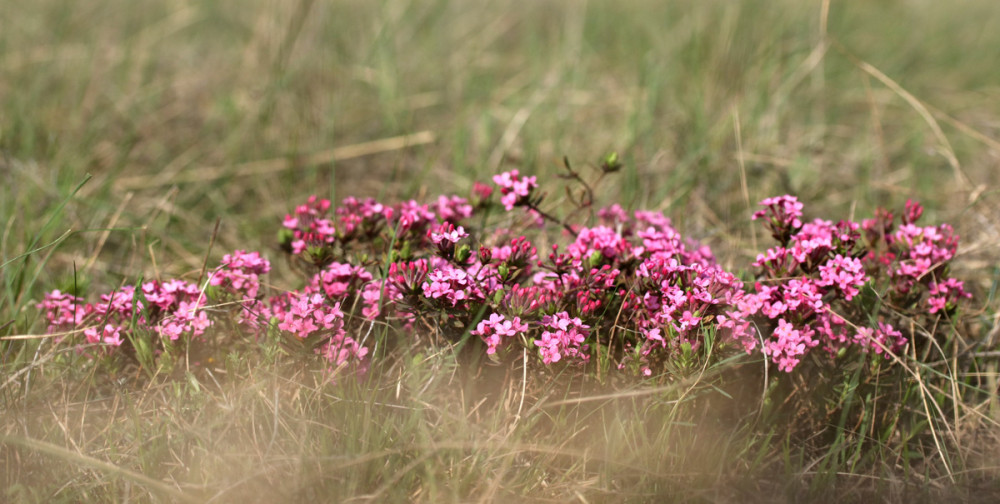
<box><xmin>3</xmin><ymin>0</ymin><xmax>1000</xmax><ymax>502</ymax></box>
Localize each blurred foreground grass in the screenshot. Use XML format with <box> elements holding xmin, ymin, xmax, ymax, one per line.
<box><xmin>3</xmin><ymin>0</ymin><xmax>1000</xmax><ymax>502</ymax></box>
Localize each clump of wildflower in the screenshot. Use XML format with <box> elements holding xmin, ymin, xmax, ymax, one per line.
<box><xmin>336</xmin><ymin>196</ymin><xmax>392</xmax><ymax>240</ymax></box>
<box><xmin>393</xmin><ymin>200</ymin><xmax>436</xmax><ymax>237</ymax></box>
<box><xmin>861</xmin><ymin>199</ymin><xmax>969</xmax><ymax>314</ymax></box>
<box><xmin>274</xmin><ymin>292</ymin><xmax>344</xmax><ymax>340</ymax></box>
<box><xmin>434</xmin><ymin>195</ymin><xmax>473</xmax><ymax>223</ymax></box>
<box><xmin>317</xmin><ymin>334</ymin><xmax>369</xmax><ymax>370</ymax></box>
<box><xmin>142</xmin><ymin>280</ymin><xmax>212</xmax><ymax>341</ymax></box>
<box><xmin>753</xmin><ymin>195</ymin><xmax>804</xmax><ymax>245</ymax></box>
<box><xmin>493</xmin><ymin>170</ymin><xmax>538</xmax><ymax>211</ymax></box>
<box><xmin>535</xmin><ymin>312</ymin><xmax>590</xmax><ymax>364</ymax></box>
<box><xmin>211</xmin><ymin>250</ymin><xmax>270</xmax><ymax>299</ymax></box>
<box><xmin>281</xmin><ymin>195</ymin><xmax>337</xmax><ymax>256</ymax></box>
<box><xmin>472</xmin><ymin>313</ymin><xmax>529</xmax><ymax>355</ymax></box>
<box><xmin>422</xmin><ymin>263</ymin><xmax>480</xmax><ymax>308</ymax></box>
<box><xmin>428</xmin><ymin>222</ymin><xmax>469</xmax><ymax>261</ymax></box>
<box><xmin>37</xmin><ymin>290</ymin><xmax>90</xmax><ymax>336</ymax></box>
<box><xmin>314</xmin><ymin>262</ymin><xmax>373</xmax><ymax>300</ymax></box>
<box><xmin>735</xmin><ymin>195</ymin><xmax>971</xmax><ymax>372</ymax></box>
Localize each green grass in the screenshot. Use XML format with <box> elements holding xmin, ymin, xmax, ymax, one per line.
<box><xmin>3</xmin><ymin>0</ymin><xmax>1000</xmax><ymax>502</ymax></box>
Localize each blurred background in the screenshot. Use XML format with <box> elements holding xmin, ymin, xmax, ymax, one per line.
<box><xmin>3</xmin><ymin>0</ymin><xmax>999</xmax><ymax>291</ymax></box>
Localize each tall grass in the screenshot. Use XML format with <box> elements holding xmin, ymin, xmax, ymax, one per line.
<box><xmin>3</xmin><ymin>0</ymin><xmax>1000</xmax><ymax>501</ymax></box>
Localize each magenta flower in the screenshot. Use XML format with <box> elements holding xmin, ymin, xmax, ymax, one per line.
<box><xmin>422</xmin><ymin>264</ymin><xmax>477</xmax><ymax>307</ymax></box>
<box><xmin>928</xmin><ymin>278</ymin><xmax>971</xmax><ymax>314</ymax></box>
<box><xmin>535</xmin><ymin>312</ymin><xmax>590</xmax><ymax>364</ymax></box>
<box><xmin>818</xmin><ymin>254</ymin><xmax>867</xmax><ymax>300</ymax></box>
<box><xmin>211</xmin><ymin>250</ymin><xmax>271</xmax><ymax>300</ymax></box>
<box><xmin>275</xmin><ymin>293</ymin><xmax>345</xmax><ymax>340</ymax></box>
<box><xmin>492</xmin><ymin>169</ymin><xmax>538</xmax><ymax>211</ymax></box>
<box><xmin>37</xmin><ymin>290</ymin><xmax>90</xmax><ymax>332</ymax></box>
<box><xmin>753</xmin><ymin>195</ymin><xmax>805</xmax><ymax>244</ymax></box>
<box><xmin>429</xmin><ymin>223</ymin><xmax>468</xmax><ymax>245</ymax></box>
<box><xmin>434</xmin><ymin>195</ymin><xmax>473</xmax><ymax>223</ymax></box>
<box><xmin>472</xmin><ymin>313</ymin><xmax>529</xmax><ymax>355</ymax></box>
<box><xmin>764</xmin><ymin>319</ymin><xmax>817</xmax><ymax>372</ymax></box>
<box><xmin>84</xmin><ymin>324</ymin><xmax>125</xmax><ymax>347</ymax></box>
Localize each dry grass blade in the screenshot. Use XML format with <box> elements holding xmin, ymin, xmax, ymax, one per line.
<box><xmin>112</xmin><ymin>131</ymin><xmax>437</xmax><ymax>190</ymax></box>
<box><xmin>837</xmin><ymin>43</ymin><xmax>974</xmax><ymax>191</ymax></box>
<box><xmin>0</xmin><ymin>433</ymin><xmax>201</xmax><ymax>503</ymax></box>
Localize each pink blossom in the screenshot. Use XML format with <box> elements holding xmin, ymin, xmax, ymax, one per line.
<box><xmin>818</xmin><ymin>254</ymin><xmax>867</xmax><ymax>300</ymax></box>
<box><xmin>422</xmin><ymin>265</ymin><xmax>476</xmax><ymax>307</ymax></box>
<box><xmin>84</xmin><ymin>324</ymin><xmax>125</xmax><ymax>347</ymax></box>
<box><xmin>492</xmin><ymin>170</ymin><xmax>538</xmax><ymax>211</ymax></box>
<box><xmin>211</xmin><ymin>250</ymin><xmax>271</xmax><ymax>299</ymax></box>
<box><xmin>472</xmin><ymin>313</ymin><xmax>529</xmax><ymax>355</ymax></box>
<box><xmin>429</xmin><ymin>222</ymin><xmax>468</xmax><ymax>246</ymax></box>
<box><xmin>434</xmin><ymin>195</ymin><xmax>473</xmax><ymax>223</ymax></box>
<box><xmin>535</xmin><ymin>312</ymin><xmax>590</xmax><ymax>364</ymax></box>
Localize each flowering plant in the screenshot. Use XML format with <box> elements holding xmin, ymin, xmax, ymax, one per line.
<box><xmin>37</xmin><ymin>157</ymin><xmax>971</xmax><ymax>380</ymax></box>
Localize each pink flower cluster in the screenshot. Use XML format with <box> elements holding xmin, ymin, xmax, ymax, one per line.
<box><xmin>861</xmin><ymin>200</ymin><xmax>970</xmax><ymax>312</ymax></box>
<box><xmin>39</xmin><ymin>166</ymin><xmax>971</xmax><ymax>380</ymax></box>
<box><xmin>283</xmin><ymin>195</ymin><xmax>338</xmax><ymax>255</ymax></box>
<box><xmin>492</xmin><ymin>169</ymin><xmax>538</xmax><ymax>211</ymax></box>
<box><xmin>37</xmin><ymin>279</ymin><xmax>212</xmax><ymax>353</ymax></box>
<box><xmin>371</xmin><ymin>174</ymin><xmax>751</xmax><ymax>371</ymax></box>
<box><xmin>720</xmin><ymin>196</ymin><xmax>971</xmax><ymax>372</ymax></box>
<box><xmin>144</xmin><ymin>280</ymin><xmax>212</xmax><ymax>341</ymax></box>
<box><xmin>535</xmin><ymin>312</ymin><xmax>590</xmax><ymax>364</ymax></box>
<box><xmin>211</xmin><ymin>250</ymin><xmax>270</xmax><ymax>299</ymax></box>
<box><xmin>38</xmin><ymin>251</ymin><xmax>375</xmax><ymax>373</ymax></box>
<box><xmin>471</xmin><ymin>313</ymin><xmax>529</xmax><ymax>355</ymax></box>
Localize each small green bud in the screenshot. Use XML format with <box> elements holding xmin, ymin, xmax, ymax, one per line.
<box><xmin>498</xmin><ymin>263</ymin><xmax>510</xmax><ymax>280</ymax></box>
<box><xmin>400</xmin><ymin>240</ymin><xmax>412</xmax><ymax>260</ymax></box>
<box><xmin>601</xmin><ymin>151</ymin><xmax>622</xmax><ymax>173</ymax></box>
<box><xmin>307</xmin><ymin>244</ymin><xmax>325</xmax><ymax>261</ymax></box>
<box><xmin>588</xmin><ymin>250</ymin><xmax>604</xmax><ymax>268</ymax></box>
<box><xmin>278</xmin><ymin>228</ymin><xmax>295</xmax><ymax>247</ymax></box>
<box><xmin>455</xmin><ymin>244</ymin><xmax>471</xmax><ymax>264</ymax></box>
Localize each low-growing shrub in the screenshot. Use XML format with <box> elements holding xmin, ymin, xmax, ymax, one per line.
<box><xmin>36</xmin><ymin>161</ymin><xmax>971</xmax><ymax>384</ymax></box>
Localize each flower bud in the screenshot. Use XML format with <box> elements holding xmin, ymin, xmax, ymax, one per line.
<box><xmin>455</xmin><ymin>244</ymin><xmax>471</xmax><ymax>264</ymax></box>
<box><xmin>278</xmin><ymin>228</ymin><xmax>295</xmax><ymax>249</ymax></box>
<box><xmin>588</xmin><ymin>250</ymin><xmax>604</xmax><ymax>268</ymax></box>
<box><xmin>601</xmin><ymin>151</ymin><xmax>622</xmax><ymax>173</ymax></box>
<box><xmin>478</xmin><ymin>245</ymin><xmax>493</xmax><ymax>265</ymax></box>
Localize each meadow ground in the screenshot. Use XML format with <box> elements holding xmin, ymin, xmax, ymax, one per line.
<box><xmin>3</xmin><ymin>0</ymin><xmax>1000</xmax><ymax>502</ymax></box>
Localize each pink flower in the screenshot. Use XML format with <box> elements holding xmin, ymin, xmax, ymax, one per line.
<box><xmin>492</xmin><ymin>170</ymin><xmax>538</xmax><ymax>211</ymax></box>
<box><xmin>84</xmin><ymin>324</ymin><xmax>125</xmax><ymax>347</ymax></box>
<box><xmin>434</xmin><ymin>195</ymin><xmax>473</xmax><ymax>223</ymax></box>
<box><xmin>678</xmin><ymin>310</ymin><xmax>701</xmax><ymax>331</ymax></box>
<box><xmin>37</xmin><ymin>290</ymin><xmax>90</xmax><ymax>332</ymax></box>
<box><xmin>764</xmin><ymin>319</ymin><xmax>815</xmax><ymax>372</ymax></box>
<box><xmin>567</xmin><ymin>226</ymin><xmax>630</xmax><ymax>261</ymax></box>
<box><xmin>429</xmin><ymin>222</ymin><xmax>468</xmax><ymax>246</ymax></box>
<box><xmin>818</xmin><ymin>254</ymin><xmax>867</xmax><ymax>300</ymax></box>
<box><xmin>472</xmin><ymin>313</ymin><xmax>529</xmax><ymax>355</ymax></box>
<box><xmin>276</xmin><ymin>293</ymin><xmax>344</xmax><ymax>339</ymax></box>
<box><xmin>422</xmin><ymin>265</ymin><xmax>476</xmax><ymax>307</ymax></box>
<box><xmin>535</xmin><ymin>312</ymin><xmax>590</xmax><ymax>364</ymax></box>
<box><xmin>927</xmin><ymin>277</ymin><xmax>971</xmax><ymax>314</ymax></box>
<box><xmin>212</xmin><ymin>250</ymin><xmax>271</xmax><ymax>299</ymax></box>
